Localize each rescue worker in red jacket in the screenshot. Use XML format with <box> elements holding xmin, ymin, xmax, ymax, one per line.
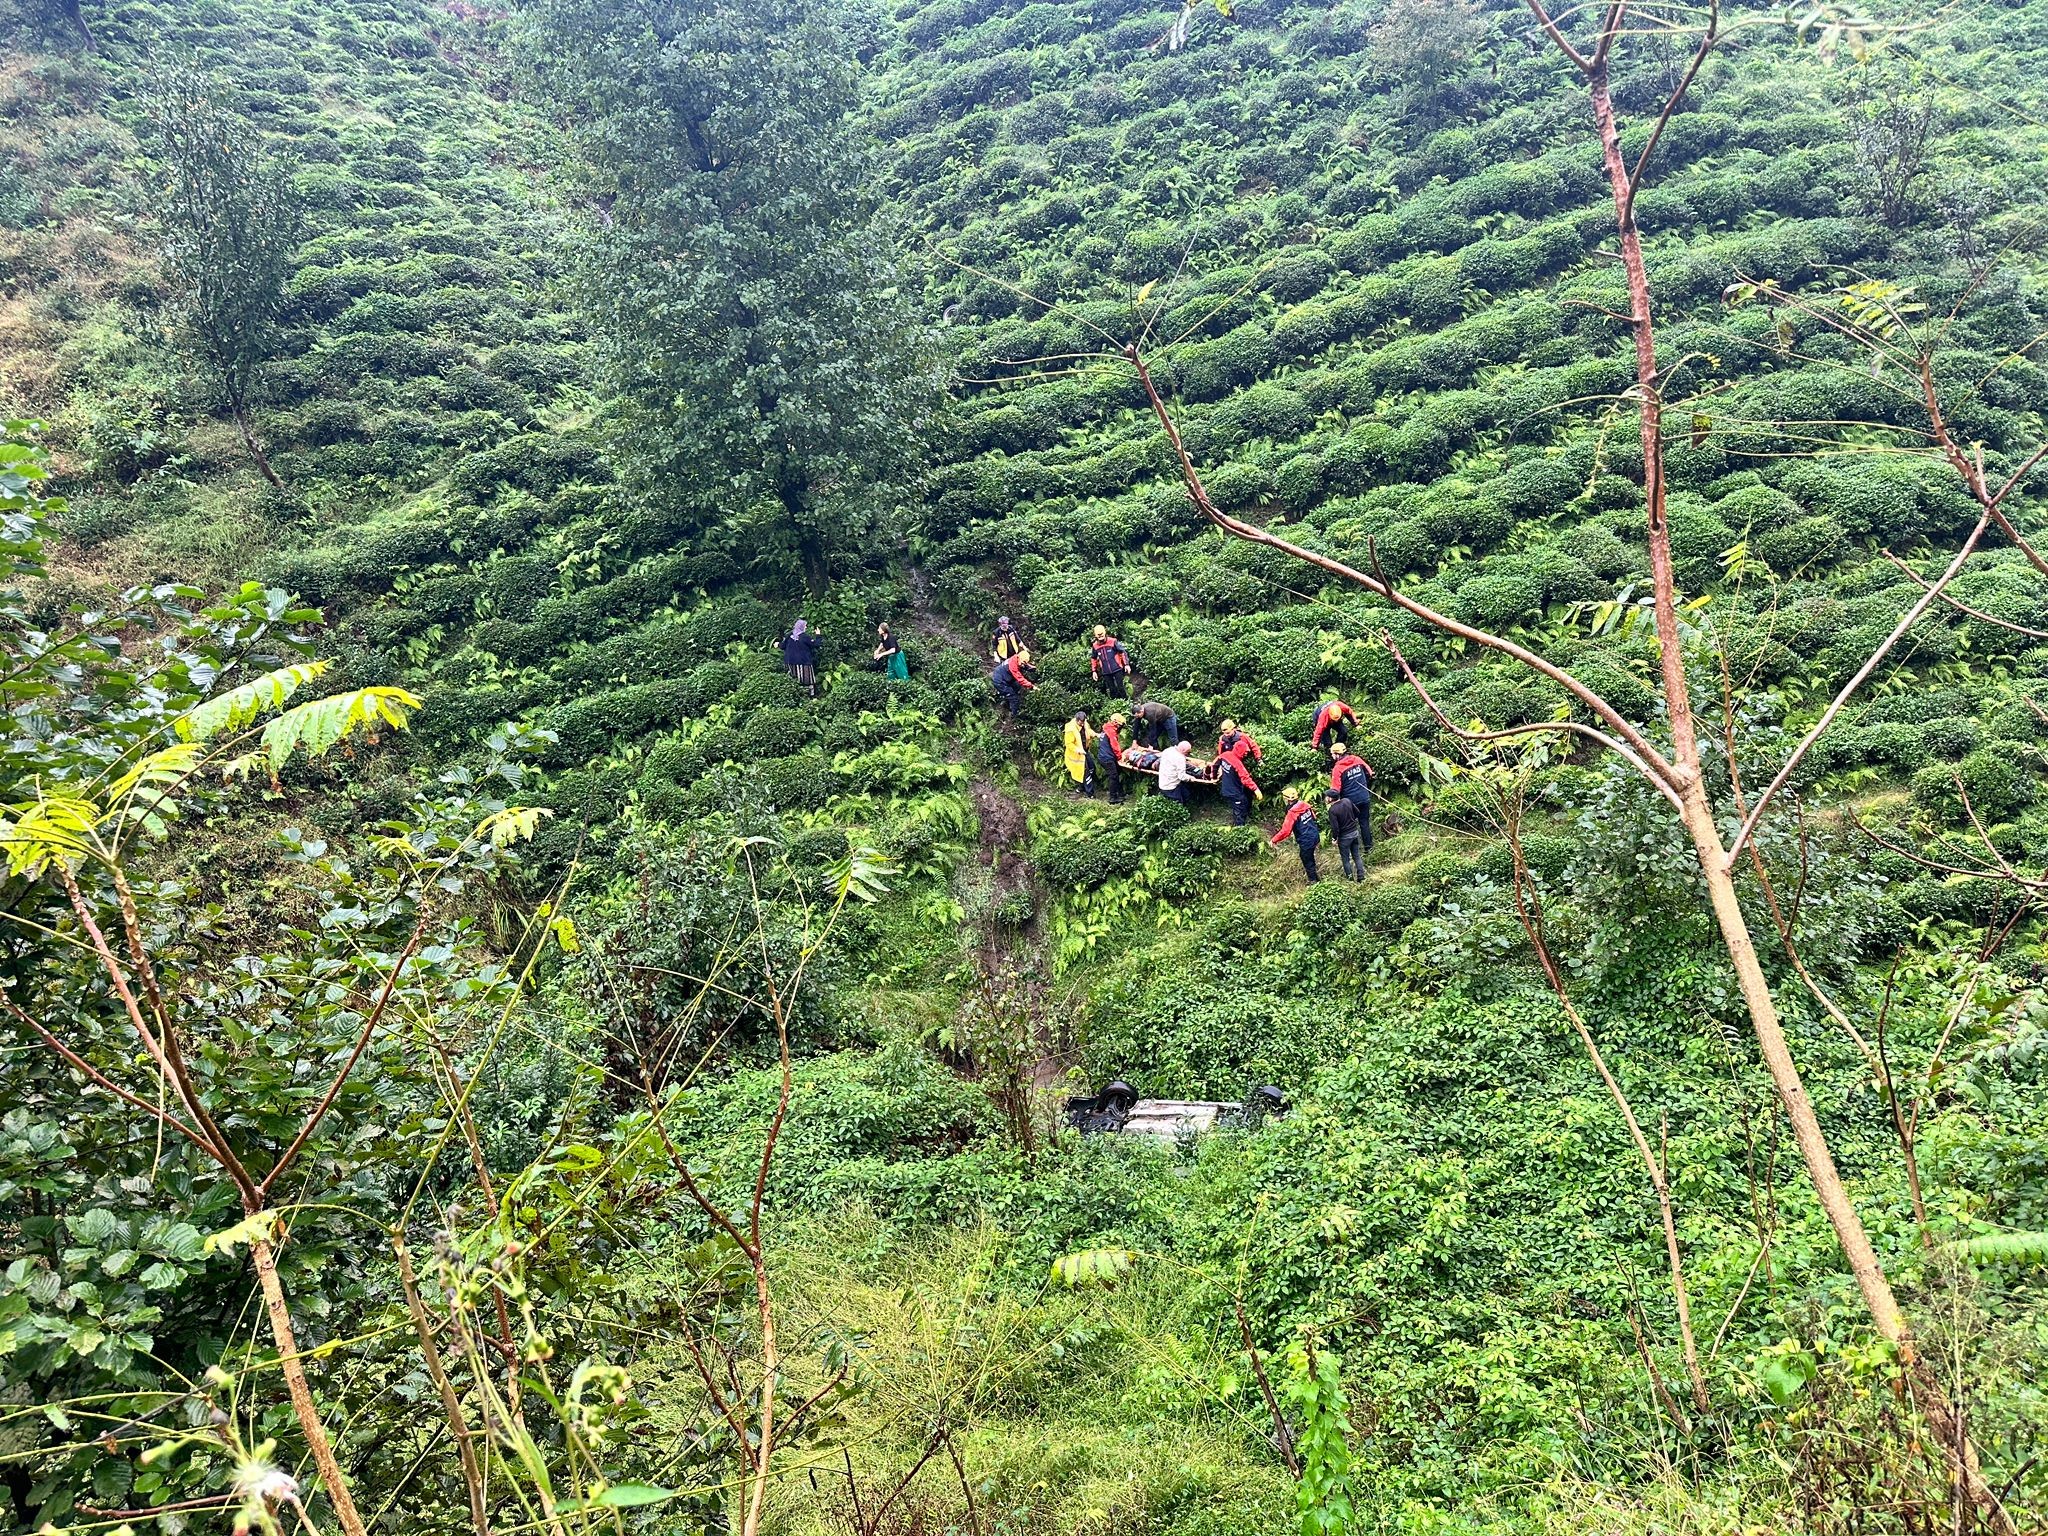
<box><xmin>1092</xmin><ymin>712</ymin><xmax>1127</xmax><ymax>803</ymax></box>
<box><xmin>1214</xmin><ymin>728</ymin><xmax>1261</xmax><ymax>826</ymax></box>
<box><xmin>1216</xmin><ymin>718</ymin><xmax>1264</xmax><ymax>770</ymax></box>
<box><xmin>990</xmin><ymin>649</ymin><xmax>1037</xmax><ymax>719</ymax></box>
<box><xmin>1269</xmin><ymin>792</ymin><xmax>1322</xmax><ymax>884</ymax></box>
<box><xmin>1310</xmin><ymin>698</ymin><xmax>1358</xmax><ymax>751</ymax></box>
<box><xmin>1089</xmin><ymin>625</ymin><xmax>1132</xmax><ymax>700</ymax></box>
<box><xmin>1329</xmin><ymin>748</ymin><xmax>1375</xmax><ymax>851</ymax></box>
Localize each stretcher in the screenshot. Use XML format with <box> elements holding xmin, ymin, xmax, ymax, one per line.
<box><xmin>1116</xmin><ymin>746</ymin><xmax>1221</xmax><ymax>783</ymax></box>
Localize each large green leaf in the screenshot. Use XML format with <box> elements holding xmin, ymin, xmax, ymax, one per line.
<box><xmin>174</xmin><ymin>661</ymin><xmax>329</xmax><ymax>743</ymax></box>
<box><xmin>1050</xmin><ymin>1248</ymin><xmax>1137</xmax><ymax>1288</ymax></box>
<box><xmin>260</xmin><ymin>685</ymin><xmax>421</xmax><ymax>767</ymax></box>
<box><xmin>1950</xmin><ymin>1230</ymin><xmax>2048</xmax><ymax>1266</ymax></box>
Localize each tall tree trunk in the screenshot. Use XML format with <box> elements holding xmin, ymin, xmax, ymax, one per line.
<box><xmin>777</xmin><ymin>472</ymin><xmax>827</xmax><ymax>598</ymax></box>
<box><xmin>62</xmin><ymin>0</ymin><xmax>95</xmax><ymax>49</ymax></box>
<box><xmin>1586</xmin><ymin>39</ymin><xmax>2012</xmax><ymax>1521</ymax></box>
<box><xmin>229</xmin><ymin>395</ymin><xmax>284</xmax><ymax>489</ymax></box>
<box><xmin>249</xmin><ymin>1233</ymin><xmax>369</xmax><ymax>1536</ymax></box>
<box><xmin>1678</xmin><ymin>787</ymin><xmax>2009</xmax><ymax>1530</ymax></box>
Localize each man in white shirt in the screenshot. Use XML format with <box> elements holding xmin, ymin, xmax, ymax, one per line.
<box><xmin>1157</xmin><ymin>739</ymin><xmax>1193</xmax><ymax>805</ymax></box>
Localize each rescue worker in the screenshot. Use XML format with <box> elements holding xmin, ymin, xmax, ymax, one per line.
<box><xmin>781</xmin><ymin>618</ymin><xmax>821</xmax><ymax>698</ymax></box>
<box><xmin>991</xmin><ymin>648</ymin><xmax>1036</xmax><ymax>719</ymax></box>
<box><xmin>1157</xmin><ymin>739</ymin><xmax>1193</xmax><ymax>806</ymax></box>
<box><xmin>1093</xmin><ymin>712</ymin><xmax>1127</xmax><ymax>803</ymax></box>
<box><xmin>1326</xmin><ymin>790</ymin><xmax>1366</xmax><ymax>880</ymax></box>
<box><xmin>1270</xmin><ymin>792</ymin><xmax>1322</xmax><ymax>884</ymax></box>
<box><xmin>1310</xmin><ymin>698</ymin><xmax>1358</xmax><ymax>751</ymax></box>
<box><xmin>1132</xmin><ymin>696</ymin><xmax>1179</xmax><ymax>750</ymax></box>
<box><xmin>1064</xmin><ymin>710</ymin><xmax>1096</xmax><ymax>796</ymax></box>
<box><xmin>993</xmin><ymin>616</ymin><xmax>1025</xmax><ymax>661</ymax></box>
<box><xmin>1089</xmin><ymin>625</ymin><xmax>1132</xmax><ymax>700</ymax></box>
<box><xmin>1216</xmin><ymin>719</ymin><xmax>1265</xmax><ymax>770</ymax></box>
<box><xmin>1329</xmin><ymin>747</ymin><xmax>1375</xmax><ymax>851</ymax></box>
<box><xmin>1215</xmin><ymin>741</ymin><xmax>1261</xmax><ymax>827</ymax></box>
<box><xmin>873</xmin><ymin>622</ymin><xmax>908</xmax><ymax>680</ymax></box>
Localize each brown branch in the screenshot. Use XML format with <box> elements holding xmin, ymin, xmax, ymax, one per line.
<box><xmin>394</xmin><ymin>1237</ymin><xmax>491</xmax><ymax>1536</ymax></box>
<box><xmin>1622</xmin><ymin>0</ymin><xmax>1719</xmax><ymax>222</ymax></box>
<box><xmin>1882</xmin><ymin>550</ymin><xmax>2048</xmax><ymax>640</ymax></box>
<box><xmin>1235</xmin><ymin>1298</ymin><xmax>1300</xmax><ymax>1477</ymax></box>
<box><xmin>58</xmin><ymin>866</ymin><xmax>260</xmax><ymax>1203</ymax></box>
<box><xmin>1627</xmin><ymin>1299</ymin><xmax>1693</xmax><ymax>1436</ymax></box>
<box><xmin>1726</xmin><ymin>505</ymin><xmax>1995</xmax><ymax>867</ymax></box>
<box><xmin>1382</xmin><ymin>630</ymin><xmax>1685</xmax><ymax>810</ymax></box>
<box><xmin>1123</xmin><ymin>344</ymin><xmax>1682</xmax><ymax>791</ymax></box>
<box><xmin>262</xmin><ymin>923</ymin><xmax>426</xmax><ymax>1197</ymax></box>
<box><xmin>2</xmin><ymin>994</ymin><xmax>210</xmax><ymax>1154</ymax></box>
<box><xmin>1524</xmin><ymin>0</ymin><xmax>1595</xmax><ymax>72</ymax></box>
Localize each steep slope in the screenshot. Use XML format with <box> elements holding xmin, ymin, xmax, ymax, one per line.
<box><xmin>1</xmin><ymin>0</ymin><xmax>580</xmax><ymax>584</ymax></box>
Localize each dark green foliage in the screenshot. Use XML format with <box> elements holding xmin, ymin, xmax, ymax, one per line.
<box><xmin>517</xmin><ymin>0</ymin><xmax>940</xmax><ymax>589</ymax></box>
<box><xmin>141</xmin><ymin>61</ymin><xmax>303</xmax><ymax>477</ymax></box>
<box><xmin>1038</xmin><ymin>828</ymin><xmax>1143</xmax><ymax>889</ymax></box>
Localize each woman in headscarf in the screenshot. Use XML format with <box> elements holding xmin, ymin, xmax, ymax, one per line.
<box><xmin>781</xmin><ymin>618</ymin><xmax>821</xmax><ymax>698</ymax></box>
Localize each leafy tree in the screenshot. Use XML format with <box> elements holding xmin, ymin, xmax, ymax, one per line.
<box><xmin>0</xmin><ymin>422</ymin><xmax>547</xmax><ymax>1532</ymax></box>
<box><xmin>1849</xmin><ymin>64</ymin><xmax>1941</xmax><ymax>228</ymax></box>
<box><xmin>140</xmin><ymin>63</ymin><xmax>302</xmax><ymax>488</ymax></box>
<box><xmin>516</xmin><ymin>0</ymin><xmax>940</xmax><ymax>594</ymax></box>
<box><xmin>18</xmin><ymin>0</ymin><xmax>96</xmax><ymax>50</ymax></box>
<box><xmin>1363</xmin><ymin>0</ymin><xmax>1486</xmax><ymax>117</ymax></box>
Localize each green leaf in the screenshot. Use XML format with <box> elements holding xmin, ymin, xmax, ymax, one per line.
<box><xmin>260</xmin><ymin>685</ymin><xmax>421</xmax><ymax>768</ymax></box>
<box><xmin>1050</xmin><ymin>1248</ymin><xmax>1136</xmax><ymax>1288</ymax></box>
<box><xmin>202</xmin><ymin>1209</ymin><xmax>281</xmax><ymax>1256</ymax></box>
<box><xmin>175</xmin><ymin>661</ymin><xmax>329</xmax><ymax>743</ymax></box>
<box><xmin>594</xmin><ymin>1484</ymin><xmax>675</xmax><ymax>1508</ymax></box>
<box><xmin>1949</xmin><ymin>1230</ymin><xmax>2048</xmax><ymax>1266</ymax></box>
<box><xmin>475</xmin><ymin>805</ymin><xmax>552</xmax><ymax>847</ymax></box>
<box><xmin>1759</xmin><ymin>1350</ymin><xmax>1815</xmax><ymax>1407</ymax></box>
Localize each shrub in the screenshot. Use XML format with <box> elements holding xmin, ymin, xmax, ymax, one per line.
<box><xmin>1757</xmin><ymin>514</ymin><xmax>1847</xmax><ymax>573</ymax></box>
<box><xmin>756</xmin><ymin>750</ymin><xmax>838</xmax><ymax>811</ymax></box>
<box><xmin>682</xmin><ymin>661</ymin><xmax>743</xmax><ymax>712</ymax></box>
<box><xmin>1127</xmin><ymin>794</ymin><xmax>1192</xmax><ymax>841</ymax></box>
<box><xmin>740</xmin><ymin>706</ymin><xmax>820</xmax><ymax>759</ymax></box>
<box><xmin>1454</xmin><ymin>574</ymin><xmax>1542</xmax><ymax>629</ymax></box>
<box><xmin>1037</xmin><ymin>829</ymin><xmax>1144</xmax><ymax>889</ymax></box>
<box><xmin>1166</xmin><ymin>823</ymin><xmax>1260</xmax><ymax>861</ymax></box>
<box><xmin>1359</xmin><ymin>882</ymin><xmax>1427</xmax><ymax>935</ymax></box>
<box><xmin>1913</xmin><ymin>748</ymin><xmax>2039</xmax><ymax>822</ymax></box>
<box><xmin>733</xmin><ymin>666</ymin><xmax>804</xmax><ymax>711</ymax></box>
<box><xmin>1294</xmin><ymin>880</ymin><xmax>1366</xmax><ymax>943</ymax></box>
<box><xmin>1920</xmin><ymin>716</ymin><xmax>1983</xmax><ymax>761</ymax></box>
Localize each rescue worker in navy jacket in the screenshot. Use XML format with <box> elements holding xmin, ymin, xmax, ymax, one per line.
<box><xmin>1089</xmin><ymin>625</ymin><xmax>1132</xmax><ymax>700</ymax></box>
<box><xmin>1310</xmin><ymin>698</ymin><xmax>1358</xmax><ymax>751</ymax></box>
<box><xmin>1093</xmin><ymin>713</ymin><xmax>1127</xmax><ymax>803</ymax></box>
<box><xmin>1215</xmin><ymin>739</ymin><xmax>1261</xmax><ymax>827</ymax></box>
<box><xmin>990</xmin><ymin>648</ymin><xmax>1036</xmax><ymax>718</ymax></box>
<box><xmin>1328</xmin><ymin>748</ymin><xmax>1374</xmax><ymax>851</ymax></box>
<box><xmin>1270</xmin><ymin>792</ymin><xmax>1322</xmax><ymax>884</ymax></box>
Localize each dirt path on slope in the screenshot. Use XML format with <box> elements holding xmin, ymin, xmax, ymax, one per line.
<box><xmin>905</xmin><ymin>565</ymin><xmax>1076</xmax><ymax>1099</ymax></box>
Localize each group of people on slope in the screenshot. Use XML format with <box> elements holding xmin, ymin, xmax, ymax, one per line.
<box><xmin>778</xmin><ymin>618</ymin><xmax>909</xmax><ymax>697</ymax></box>
<box><xmin>1267</xmin><ymin>702</ymin><xmax>1376</xmax><ymax>885</ymax></box>
<box><xmin>988</xmin><ymin>619</ymin><xmax>1135</xmax><ymax>718</ymax></box>
<box><xmin>994</xmin><ymin>616</ymin><xmax>1379</xmax><ymax>885</ymax></box>
<box><xmin>792</xmin><ymin>608</ymin><xmax>1377</xmax><ymax>887</ymax></box>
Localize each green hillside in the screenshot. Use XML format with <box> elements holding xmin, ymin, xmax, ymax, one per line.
<box><xmin>4</xmin><ymin>0</ymin><xmax>2047</xmax><ymax>1530</ymax></box>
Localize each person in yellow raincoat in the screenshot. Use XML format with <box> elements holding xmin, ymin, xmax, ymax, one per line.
<box><xmin>1064</xmin><ymin>709</ymin><xmax>1096</xmax><ymax>796</ymax></box>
